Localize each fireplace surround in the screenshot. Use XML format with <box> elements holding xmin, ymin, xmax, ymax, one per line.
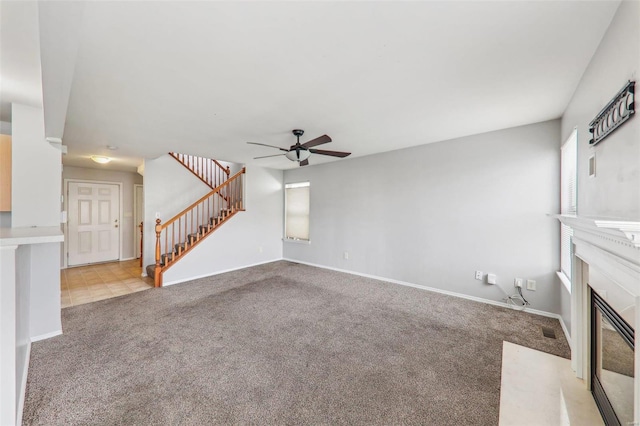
<box><xmin>556</xmin><ymin>215</ymin><xmax>640</xmax><ymax>425</ymax></box>
<box><xmin>592</xmin><ymin>289</ymin><xmax>635</xmax><ymax>425</ymax></box>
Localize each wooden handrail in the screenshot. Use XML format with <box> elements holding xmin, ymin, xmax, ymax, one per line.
<box><xmin>161</xmin><ymin>167</ymin><xmax>246</xmax><ymax>230</ymax></box>
<box><xmin>169</xmin><ymin>152</ymin><xmax>231</xmax><ymax>189</ymax></box>
<box><xmin>151</xmin><ymin>166</ymin><xmax>246</xmax><ymax>287</ymax></box>
<box><xmin>212</xmin><ymin>159</ymin><xmax>231</xmax><ymax>176</ymax></box>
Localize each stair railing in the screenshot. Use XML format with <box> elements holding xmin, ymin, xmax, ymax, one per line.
<box><xmin>153</xmin><ymin>167</ymin><xmax>245</xmax><ymax>287</ymax></box>
<box><xmin>169</xmin><ymin>152</ymin><xmax>231</xmax><ymax>190</ymax></box>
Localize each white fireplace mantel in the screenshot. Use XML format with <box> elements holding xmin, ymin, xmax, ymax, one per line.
<box><xmin>554</xmin><ymin>214</ymin><xmax>640</xmax><ymax>424</ymax></box>
<box><xmin>555</xmin><ymin>214</ymin><xmax>640</xmax><ymax>248</ymax></box>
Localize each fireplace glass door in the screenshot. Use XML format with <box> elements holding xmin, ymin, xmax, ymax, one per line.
<box><xmin>591</xmin><ymin>290</ymin><xmax>635</xmax><ymax>426</ymax></box>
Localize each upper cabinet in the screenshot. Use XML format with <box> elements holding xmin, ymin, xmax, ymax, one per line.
<box><xmin>0</xmin><ymin>135</ymin><xmax>11</xmax><ymax>211</ymax></box>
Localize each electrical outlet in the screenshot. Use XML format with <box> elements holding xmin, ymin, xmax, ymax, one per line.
<box><xmin>258</xmin><ymin>246</ymin><xmax>263</xmax><ymax>253</ymax></box>
<box><xmin>514</xmin><ymin>278</ymin><xmax>524</xmax><ymax>288</ymax></box>
<box><xmin>475</xmin><ymin>271</ymin><xmax>483</xmax><ymax>280</ymax></box>
<box><xmin>344</xmin><ymin>251</ymin><xmax>349</xmax><ymax>260</ymax></box>
<box><xmin>526</xmin><ymin>279</ymin><xmax>536</xmax><ymax>291</ymax></box>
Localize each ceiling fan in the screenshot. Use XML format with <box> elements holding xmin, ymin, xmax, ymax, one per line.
<box><xmin>248</xmin><ymin>129</ymin><xmax>351</xmax><ymax>167</ymax></box>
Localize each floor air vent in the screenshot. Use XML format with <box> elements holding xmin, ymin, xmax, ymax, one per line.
<box><xmin>541</xmin><ymin>326</ymin><xmax>556</xmax><ymax>339</ymax></box>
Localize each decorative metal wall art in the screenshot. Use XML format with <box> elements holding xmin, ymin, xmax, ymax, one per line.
<box><xmin>589</xmin><ymin>80</ymin><xmax>635</xmax><ymax>145</ymax></box>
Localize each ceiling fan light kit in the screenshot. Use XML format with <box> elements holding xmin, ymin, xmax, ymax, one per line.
<box><xmin>248</xmin><ymin>129</ymin><xmax>351</xmax><ymax>167</ymax></box>
<box><xmin>285</xmin><ymin>149</ymin><xmax>310</xmax><ymax>162</ymax></box>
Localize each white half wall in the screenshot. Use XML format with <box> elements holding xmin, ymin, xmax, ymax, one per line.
<box><xmin>561</xmin><ymin>0</ymin><xmax>639</xmax><ymax>220</ymax></box>
<box><xmin>28</xmin><ymin>243</ymin><xmax>61</xmax><ymax>338</ymax></box>
<box><xmin>162</xmin><ymin>166</ymin><xmax>283</xmax><ymax>284</ymax></box>
<box><xmin>284</xmin><ymin>120</ymin><xmax>563</xmax><ymax>314</ymax></box>
<box><xmin>11</xmin><ymin>104</ymin><xmax>61</xmax><ymax>227</ymax></box>
<box><xmin>0</xmin><ymin>246</ymin><xmax>18</xmax><ymax>426</ymax></box>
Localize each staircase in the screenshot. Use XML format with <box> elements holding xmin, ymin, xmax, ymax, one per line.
<box><xmin>146</xmin><ymin>153</ymin><xmax>246</xmax><ymax>287</ymax></box>
<box><xmin>169</xmin><ymin>152</ymin><xmax>230</xmax><ymax>190</ymax></box>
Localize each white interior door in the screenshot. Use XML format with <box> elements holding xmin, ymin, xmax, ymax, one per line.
<box><xmin>68</xmin><ymin>182</ymin><xmax>120</xmax><ymax>266</ymax></box>
<box><xmin>134</xmin><ymin>184</ymin><xmax>144</xmax><ymax>259</ymax></box>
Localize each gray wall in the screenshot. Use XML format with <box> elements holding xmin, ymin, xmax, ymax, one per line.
<box><xmin>561</xmin><ymin>0</ymin><xmax>639</xmax><ymax>220</ymax></box>
<box><xmin>558</xmin><ymin>0</ymin><xmax>639</xmax><ymax>339</ymax></box>
<box><xmin>62</xmin><ymin>166</ymin><xmax>143</xmax><ymax>263</ymax></box>
<box><xmin>0</xmin><ymin>212</ymin><xmax>10</xmax><ymax>227</ymax></box>
<box><xmin>0</xmin><ymin>121</ymin><xmax>11</xmax><ymax>134</ymax></box>
<box><xmin>1</xmin><ymin>122</ymin><xmax>11</xmax><ymax>227</ymax></box>
<box><xmin>284</xmin><ymin>120</ymin><xmax>562</xmax><ymax>314</ymax></box>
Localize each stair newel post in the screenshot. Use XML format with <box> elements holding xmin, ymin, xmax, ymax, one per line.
<box><xmin>154</xmin><ymin>218</ymin><xmax>162</xmax><ymax>287</ymax></box>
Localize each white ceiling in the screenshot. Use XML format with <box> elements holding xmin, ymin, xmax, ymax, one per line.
<box><xmin>3</xmin><ymin>1</ymin><xmax>621</xmax><ymax>172</ymax></box>
<box><xmin>0</xmin><ymin>1</ymin><xmax>44</xmax><ymax>120</ymax></box>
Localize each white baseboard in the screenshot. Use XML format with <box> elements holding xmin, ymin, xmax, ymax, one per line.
<box><xmin>162</xmin><ymin>258</ymin><xmax>283</xmax><ymax>286</ymax></box>
<box><xmin>31</xmin><ymin>329</ymin><xmax>62</xmax><ymax>342</ymax></box>
<box><xmin>283</xmin><ymin>258</ymin><xmax>570</xmax><ymax>334</ymax></box>
<box><xmin>119</xmin><ymin>257</ymin><xmax>135</xmax><ymax>261</ymax></box>
<box><xmin>16</xmin><ymin>341</ymin><xmax>31</xmax><ymax>426</ymax></box>
<box><xmin>160</xmin><ymin>257</ymin><xmax>573</xmax><ymax>347</ymax></box>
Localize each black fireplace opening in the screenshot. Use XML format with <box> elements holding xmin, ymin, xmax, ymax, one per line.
<box><xmin>591</xmin><ymin>289</ymin><xmax>635</xmax><ymax>426</ymax></box>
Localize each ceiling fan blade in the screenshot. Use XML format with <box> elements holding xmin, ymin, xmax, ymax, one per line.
<box><xmin>247</xmin><ymin>142</ymin><xmax>289</xmax><ymax>152</ymax></box>
<box><xmin>299</xmin><ymin>159</ymin><xmax>309</xmax><ymax>167</ymax></box>
<box><xmin>309</xmin><ymin>149</ymin><xmax>351</xmax><ymax>158</ymax></box>
<box><xmin>301</xmin><ymin>134</ymin><xmax>331</xmax><ymax>148</ymax></box>
<box><xmin>254</xmin><ymin>154</ymin><xmax>286</xmax><ymax>159</ymax></box>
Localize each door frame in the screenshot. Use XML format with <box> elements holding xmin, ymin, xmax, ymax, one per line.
<box><xmin>133</xmin><ymin>183</ymin><xmax>144</xmax><ymax>260</ymax></box>
<box><xmin>63</xmin><ymin>179</ymin><xmax>123</xmax><ymax>269</ymax></box>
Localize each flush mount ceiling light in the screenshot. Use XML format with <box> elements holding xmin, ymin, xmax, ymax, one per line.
<box><xmin>90</xmin><ymin>155</ymin><xmax>112</xmax><ymax>164</ymax></box>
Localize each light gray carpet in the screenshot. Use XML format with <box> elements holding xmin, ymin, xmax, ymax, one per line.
<box><xmin>23</xmin><ymin>261</ymin><xmax>569</xmax><ymax>425</ymax></box>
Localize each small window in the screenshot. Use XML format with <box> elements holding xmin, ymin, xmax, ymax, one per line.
<box><xmin>560</xmin><ymin>129</ymin><xmax>577</xmax><ymax>287</ymax></box>
<box><xmin>285</xmin><ymin>182</ymin><xmax>310</xmax><ymax>241</ymax></box>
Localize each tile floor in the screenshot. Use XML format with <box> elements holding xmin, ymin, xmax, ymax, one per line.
<box><xmin>61</xmin><ymin>259</ymin><xmax>154</xmax><ymax>308</ymax></box>
<box><xmin>499</xmin><ymin>341</ymin><xmax>604</xmax><ymax>426</ymax></box>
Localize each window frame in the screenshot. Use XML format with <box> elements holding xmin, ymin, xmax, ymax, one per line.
<box><xmin>284</xmin><ymin>181</ymin><xmax>311</xmax><ymax>243</ymax></box>
<box><xmin>559</xmin><ymin>129</ymin><xmax>578</xmax><ymax>292</ymax></box>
